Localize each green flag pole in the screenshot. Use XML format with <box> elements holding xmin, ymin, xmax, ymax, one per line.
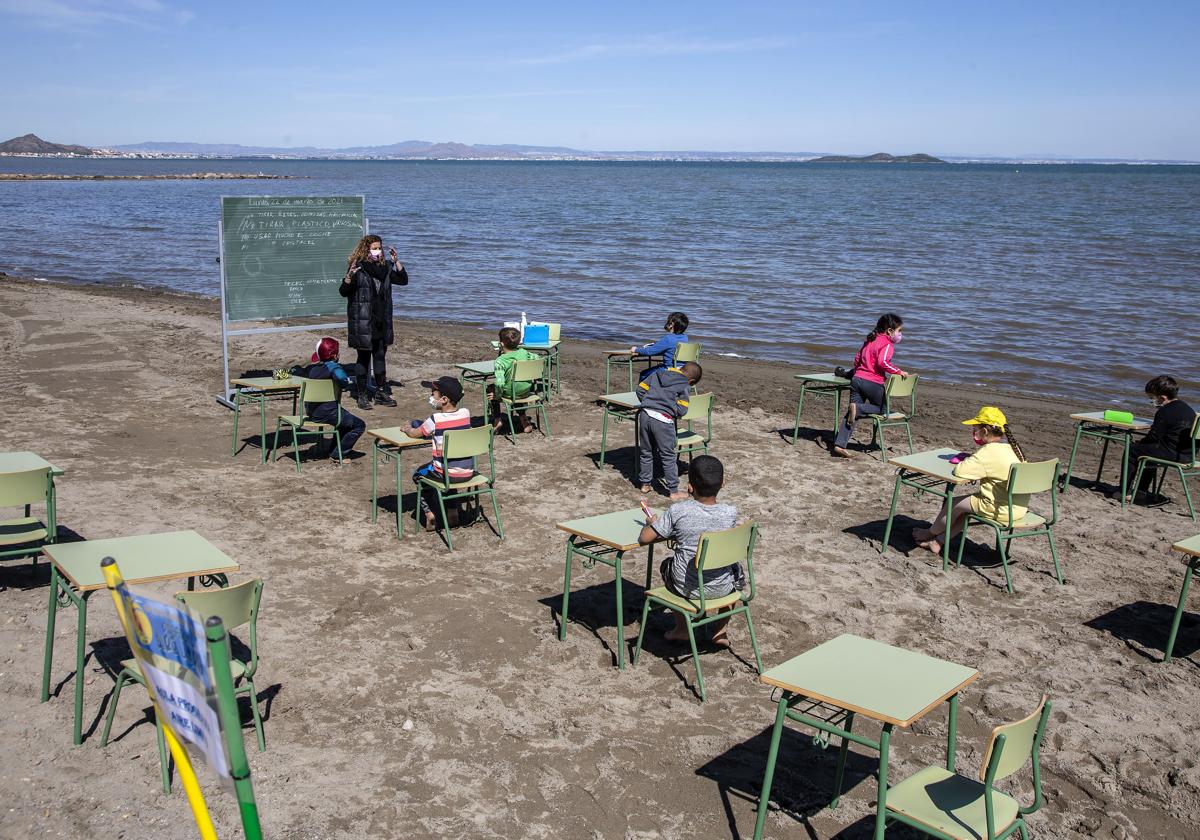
<box><xmin>205</xmin><ymin>615</ymin><xmax>264</xmax><ymax>840</ymax></box>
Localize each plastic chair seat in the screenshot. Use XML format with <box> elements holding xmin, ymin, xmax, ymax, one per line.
<box><xmin>499</xmin><ymin>394</ymin><xmax>543</xmax><ymax>406</ymax></box>
<box><xmin>417</xmin><ymin>473</ymin><xmax>490</xmax><ymax>491</ymax></box>
<box><xmin>886</xmin><ymin>765</ymin><xmax>1020</xmax><ymax>840</ymax></box>
<box><xmin>676</xmin><ymin>432</ymin><xmax>706</xmax><ymax>449</ymax></box>
<box><xmin>644</xmin><ymin>586</ymin><xmax>742</xmax><ymax>614</ymax></box>
<box><xmin>0</xmin><ymin>517</ymin><xmax>47</xmax><ymax>546</ymax></box>
<box><xmin>1007</xmin><ymin>512</ymin><xmax>1046</xmax><ymax>529</ymax></box>
<box><xmin>882</xmin><ymin>411</ymin><xmax>909</xmax><ymax>420</ymax></box>
<box><xmin>277</xmin><ymin>415</ymin><xmax>334</xmax><ymax>431</ymax></box>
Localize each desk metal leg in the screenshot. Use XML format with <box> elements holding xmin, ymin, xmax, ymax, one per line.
<box><xmin>832</xmin><ymin>710</ymin><xmax>855</xmax><ymax>808</ymax></box>
<box><xmin>940</xmin><ymin>483</ymin><xmax>954</xmax><ymax>572</ymax></box>
<box><xmin>791</xmin><ymin>385</ymin><xmax>807</xmax><ymax>445</ymax></box>
<box><xmin>752</xmin><ymin>695</ymin><xmax>790</xmax><ymax>840</ymax></box>
<box><xmin>371</xmin><ymin>439</ymin><xmax>380</xmax><ymax>523</ymax></box>
<box><xmin>559</xmin><ymin>539</ymin><xmax>575</xmax><ymax>641</ymax></box>
<box><xmin>41</xmin><ymin>565</ymin><xmax>60</xmax><ymax>702</ymax></box>
<box><xmin>614</xmin><ymin>553</ymin><xmax>625</xmax><ymax>670</ymax></box>
<box><xmin>833</xmin><ymin>389</ymin><xmax>843</xmax><ymax>435</ymax></box>
<box><xmin>881</xmin><ymin>472</ymin><xmax>903</xmax><ymax>553</ymax></box>
<box><xmin>874</xmin><ymin>724</ymin><xmax>893</xmax><ymax>840</ymax></box>
<box><xmin>72</xmin><ymin>592</ymin><xmax>89</xmax><ymax>745</ymax></box>
<box><xmin>1119</xmin><ymin>431</ymin><xmax>1132</xmax><ymax>507</ymax></box>
<box><xmin>395</xmin><ymin>447</ymin><xmax>404</xmax><ymax>538</ymax></box>
<box><xmin>1164</xmin><ymin>561</ymin><xmax>1196</xmax><ymax>663</ymax></box>
<box><xmin>599</xmin><ymin>408</ymin><xmax>611</xmax><ymax>468</ymax></box>
<box><xmin>947</xmin><ymin>693</ymin><xmax>959</xmax><ymax>771</ymax></box>
<box><xmin>1061</xmin><ymin>423</ymin><xmax>1084</xmax><ymax>492</ymax></box>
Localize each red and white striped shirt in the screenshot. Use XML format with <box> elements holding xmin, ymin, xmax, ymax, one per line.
<box><xmin>418</xmin><ymin>408</ymin><xmax>475</xmax><ymax>479</ymax></box>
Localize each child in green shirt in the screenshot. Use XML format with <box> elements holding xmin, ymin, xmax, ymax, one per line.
<box><xmin>489</xmin><ymin>326</ymin><xmax>538</xmax><ymax>432</ymax></box>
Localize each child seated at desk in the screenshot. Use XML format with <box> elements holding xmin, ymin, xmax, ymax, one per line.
<box><xmin>912</xmin><ymin>406</ymin><xmax>1029</xmax><ymax>554</ymax></box>
<box><xmin>405</xmin><ymin>376</ymin><xmax>475</xmax><ymax>530</ymax></box>
<box><xmin>488</xmin><ymin>326</ymin><xmax>538</xmax><ymax>433</ymax></box>
<box><xmin>630</xmin><ymin>311</ymin><xmax>690</xmax><ymax>382</ymax></box>
<box><xmin>1124</xmin><ymin>375</ymin><xmax>1197</xmax><ymax>503</ymax></box>
<box><xmin>639</xmin><ymin>455</ymin><xmax>741</xmax><ymax>645</ymax></box>
<box><xmin>297</xmin><ymin>337</ymin><xmax>367</xmax><ymax>463</ymax></box>
<box><xmin>637</xmin><ymin>361</ymin><xmax>703</xmax><ymax>501</ymax></box>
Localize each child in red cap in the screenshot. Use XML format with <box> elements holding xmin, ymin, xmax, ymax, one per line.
<box><xmin>298</xmin><ymin>337</ymin><xmax>367</xmax><ymax>463</ymax></box>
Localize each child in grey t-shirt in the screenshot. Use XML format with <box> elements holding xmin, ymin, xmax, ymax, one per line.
<box><xmin>639</xmin><ymin>454</ymin><xmax>741</xmax><ymax>645</ymax></box>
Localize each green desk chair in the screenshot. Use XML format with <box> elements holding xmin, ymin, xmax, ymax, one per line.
<box><xmin>1131</xmin><ymin>414</ymin><xmax>1199</xmax><ymax>521</ymax></box>
<box><xmin>489</xmin><ymin>357</ymin><xmax>551</xmax><ymax>445</ymax></box>
<box><xmin>885</xmin><ymin>696</ymin><xmax>1052</xmax><ymax>840</ymax></box>
<box><xmin>101</xmin><ymin>578</ymin><xmax>265</xmax><ymax>794</ymax></box>
<box><xmin>0</xmin><ymin>467</ymin><xmax>55</xmax><ymax>567</ymax></box>
<box><xmin>271</xmin><ymin>378</ymin><xmax>341</xmax><ymax>472</ymax></box>
<box><xmin>415</xmin><ymin>426</ymin><xmax>504</xmax><ymax>551</ymax></box>
<box><xmin>674</xmin><ymin>341</ymin><xmax>701</xmax><ymax>363</ymax></box>
<box><xmin>632</xmin><ymin>522</ymin><xmax>763</xmax><ymax>701</ymax></box>
<box><xmin>543</xmin><ymin>323</ymin><xmax>562</xmax><ymax>394</ymax></box>
<box><xmin>955</xmin><ymin>459</ymin><xmax>1063</xmax><ymax>594</ymax></box>
<box><xmin>869</xmin><ymin>373</ymin><xmax>919</xmax><ymax>461</ymax></box>
<box><xmin>676</xmin><ymin>392</ymin><xmax>714</xmax><ymax>461</ymax></box>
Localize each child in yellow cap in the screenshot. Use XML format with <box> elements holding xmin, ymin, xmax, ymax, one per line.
<box><xmin>913</xmin><ymin>407</ymin><xmax>1030</xmax><ymax>554</ymax></box>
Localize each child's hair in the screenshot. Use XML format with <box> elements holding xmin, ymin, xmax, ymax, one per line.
<box><xmin>666</xmin><ymin>312</ymin><xmax>689</xmax><ymax>334</ymax></box>
<box><xmin>689</xmin><ymin>454</ymin><xmax>723</xmax><ymax>497</ymax></box>
<box><xmin>680</xmin><ymin>361</ymin><xmax>703</xmax><ymax>383</ymax></box>
<box><xmin>1146</xmin><ymin>375</ymin><xmax>1179</xmax><ymax>400</ymax></box>
<box><xmin>498</xmin><ymin>326</ymin><xmax>521</xmax><ymax>349</ymax></box>
<box><xmin>347</xmin><ymin>234</ymin><xmax>383</xmax><ymax>268</ymax></box>
<box><xmin>979</xmin><ymin>422</ymin><xmax>1028</xmax><ymax>462</ymax></box>
<box><xmin>862</xmin><ymin>313</ymin><xmax>903</xmax><ymax>349</ymax></box>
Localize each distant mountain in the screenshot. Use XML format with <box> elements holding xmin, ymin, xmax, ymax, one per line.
<box><xmin>810</xmin><ymin>152</ymin><xmax>945</xmax><ymax>163</ymax></box>
<box><xmin>0</xmin><ymin>133</ymin><xmax>96</xmax><ymax>155</ymax></box>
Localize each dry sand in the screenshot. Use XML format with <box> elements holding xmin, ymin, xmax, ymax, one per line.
<box><xmin>1</xmin><ymin>276</ymin><xmax>1198</xmax><ymax>839</ymax></box>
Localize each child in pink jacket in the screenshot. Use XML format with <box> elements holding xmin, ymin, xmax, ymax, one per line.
<box><xmin>831</xmin><ymin>313</ymin><xmax>909</xmax><ymax>458</ymax></box>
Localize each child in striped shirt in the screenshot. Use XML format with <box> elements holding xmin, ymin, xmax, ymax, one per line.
<box><xmin>405</xmin><ymin>376</ymin><xmax>475</xmax><ymax>530</ymax></box>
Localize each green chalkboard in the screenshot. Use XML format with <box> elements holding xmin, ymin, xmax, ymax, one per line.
<box><xmin>220</xmin><ymin>195</ymin><xmax>365</xmax><ymax>322</ymax></box>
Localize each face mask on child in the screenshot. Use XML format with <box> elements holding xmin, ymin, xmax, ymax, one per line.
<box><xmin>428</xmin><ymin>395</ymin><xmax>441</xmax><ymax>408</ymax></box>
<box><xmin>891</xmin><ymin>331</ymin><xmax>903</xmax><ymax>343</ymax></box>
<box><xmin>972</xmin><ymin>431</ymin><xmax>987</xmax><ymax>446</ymax></box>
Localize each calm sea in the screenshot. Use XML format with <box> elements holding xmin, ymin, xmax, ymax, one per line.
<box><xmin>2</xmin><ymin>158</ymin><xmax>1197</xmax><ymax>402</ymax></box>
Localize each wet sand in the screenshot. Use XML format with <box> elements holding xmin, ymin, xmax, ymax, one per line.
<box><xmin>1</xmin><ymin>275</ymin><xmax>1197</xmax><ymax>839</ymax></box>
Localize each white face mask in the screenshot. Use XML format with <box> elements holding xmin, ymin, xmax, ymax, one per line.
<box><xmin>428</xmin><ymin>395</ymin><xmax>440</xmax><ymax>408</ymax></box>
<box><xmin>369</xmin><ymin>248</ymin><xmax>383</xmax><ymax>260</ymax></box>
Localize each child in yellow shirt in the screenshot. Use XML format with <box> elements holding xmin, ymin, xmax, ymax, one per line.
<box><xmin>913</xmin><ymin>406</ymin><xmax>1029</xmax><ymax>555</ymax></box>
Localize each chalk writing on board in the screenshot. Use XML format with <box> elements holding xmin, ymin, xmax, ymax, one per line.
<box><xmin>221</xmin><ymin>195</ymin><xmax>365</xmax><ymax>322</ymax></box>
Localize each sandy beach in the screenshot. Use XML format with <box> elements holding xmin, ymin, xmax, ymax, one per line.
<box><xmin>2</xmin><ymin>275</ymin><xmax>1198</xmax><ymax>839</ymax></box>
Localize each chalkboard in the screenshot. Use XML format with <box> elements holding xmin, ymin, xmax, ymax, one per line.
<box><xmin>220</xmin><ymin>195</ymin><xmax>365</xmax><ymax>322</ymax></box>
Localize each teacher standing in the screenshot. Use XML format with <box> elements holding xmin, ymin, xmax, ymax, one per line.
<box><xmin>341</xmin><ymin>234</ymin><xmax>408</xmax><ymax>408</ymax></box>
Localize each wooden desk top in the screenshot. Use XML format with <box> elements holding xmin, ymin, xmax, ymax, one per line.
<box><xmin>794</xmin><ymin>373</ymin><xmax>851</xmax><ymax>386</ymax></box>
<box><xmin>230</xmin><ymin>375</ymin><xmax>306</xmax><ymax>392</ymax></box>
<box><xmin>556</xmin><ymin>507</ymin><xmax>663</xmax><ymax>551</ymax></box>
<box><xmin>0</xmin><ymin>451</ymin><xmax>64</xmax><ymax>477</ymax></box>
<box><xmin>887</xmin><ymin>448</ymin><xmax>972</xmax><ymax>484</ymax></box>
<box><xmin>43</xmin><ymin>530</ymin><xmax>239</xmax><ymax>593</ymax></box>
<box><xmin>367</xmin><ymin>427</ymin><xmax>436</xmax><ymax>449</ymax></box>
<box><xmin>600</xmin><ymin>391</ymin><xmax>641</xmax><ymax>410</ymax></box>
<box><xmin>760</xmin><ymin>634</ymin><xmax>979</xmax><ymax>728</ymax></box>
<box><xmin>1173</xmin><ymin>534</ymin><xmax>1200</xmax><ymax>560</ymax></box>
<box><xmin>1069</xmin><ymin>411</ymin><xmax>1152</xmax><ymax>431</ymax></box>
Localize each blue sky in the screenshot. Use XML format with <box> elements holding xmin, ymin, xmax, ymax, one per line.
<box><xmin>1</xmin><ymin>0</ymin><xmax>1197</xmax><ymax>159</ymax></box>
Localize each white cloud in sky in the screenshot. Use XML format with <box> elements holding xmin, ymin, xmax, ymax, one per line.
<box><xmin>0</xmin><ymin>0</ymin><xmax>192</xmax><ymax>30</ymax></box>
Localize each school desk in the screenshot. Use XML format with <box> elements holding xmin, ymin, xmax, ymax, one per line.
<box><xmin>555</xmin><ymin>507</ymin><xmax>664</xmax><ymax>670</ymax></box>
<box><xmin>367</xmin><ymin>427</ymin><xmax>433</xmax><ymax>539</ymax></box>
<box><xmin>604</xmin><ymin>349</ymin><xmax>666</xmax><ymax>394</ymax></box>
<box><xmin>1163</xmin><ymin>533</ymin><xmax>1200</xmax><ymax>663</ymax></box>
<box><xmin>1060</xmin><ymin>411</ymin><xmax>1152</xmax><ymax>506</ymax></box>
<box><xmin>40</xmin><ymin>531</ymin><xmax>238</xmax><ymax>745</ymax></box>
<box><xmin>597</xmin><ymin>391</ymin><xmax>642</xmax><ymax>471</ymax></box>
<box><xmin>752</xmin><ymin>634</ymin><xmax>979</xmax><ymax>840</ymax></box>
<box><xmin>790</xmin><ymin>372</ymin><xmax>852</xmax><ymax>441</ymax></box>
<box><xmin>228</xmin><ymin>375</ymin><xmax>305</xmax><ymax>463</ymax></box>
<box><xmin>881</xmin><ymin>448</ymin><xmax>973</xmax><ymax>570</ymax></box>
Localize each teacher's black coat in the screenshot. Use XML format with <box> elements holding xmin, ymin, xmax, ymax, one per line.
<box><xmin>340</xmin><ymin>260</ymin><xmax>408</xmax><ymax>349</ymax></box>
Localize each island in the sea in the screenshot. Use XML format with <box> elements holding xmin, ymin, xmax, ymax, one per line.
<box><xmin>809</xmin><ymin>152</ymin><xmax>945</xmax><ymax>163</ymax></box>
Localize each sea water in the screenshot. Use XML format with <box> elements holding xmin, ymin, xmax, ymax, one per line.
<box><xmin>1</xmin><ymin>158</ymin><xmax>1196</xmax><ymax>402</ymax></box>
